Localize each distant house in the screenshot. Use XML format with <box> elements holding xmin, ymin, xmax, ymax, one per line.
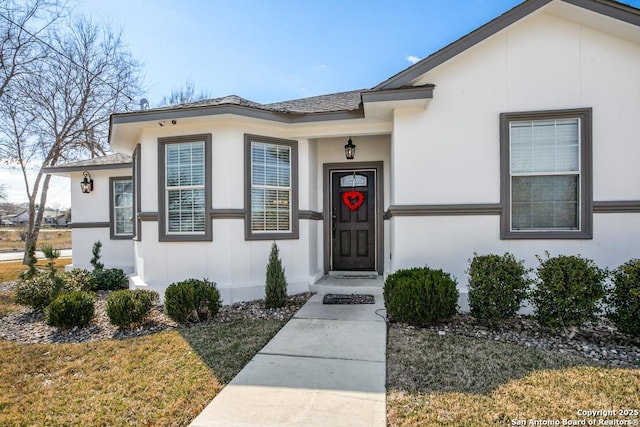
<box><xmin>9</xmin><ymin>210</ymin><xmax>29</xmax><ymax>224</ymax></box>
<box><xmin>46</xmin><ymin>0</ymin><xmax>640</xmax><ymax>305</ymax></box>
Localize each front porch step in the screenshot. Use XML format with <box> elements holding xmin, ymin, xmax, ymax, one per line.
<box><xmin>310</xmin><ymin>274</ymin><xmax>385</xmax><ymax>296</ymax></box>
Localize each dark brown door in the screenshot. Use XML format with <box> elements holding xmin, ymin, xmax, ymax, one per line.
<box><xmin>331</xmin><ymin>170</ymin><xmax>375</xmax><ymax>271</ymax></box>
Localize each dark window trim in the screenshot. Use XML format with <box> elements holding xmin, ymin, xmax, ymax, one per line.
<box><xmin>132</xmin><ymin>144</ymin><xmax>142</xmax><ymax>241</ymax></box>
<box><xmin>158</xmin><ymin>134</ymin><xmax>213</xmax><ymax>242</ymax></box>
<box><xmin>500</xmin><ymin>108</ymin><xmax>593</xmax><ymax>240</ymax></box>
<box><xmin>244</xmin><ymin>134</ymin><xmax>299</xmax><ymax>240</ymax></box>
<box><xmin>109</xmin><ymin>176</ymin><xmax>133</xmax><ymax>240</ymax></box>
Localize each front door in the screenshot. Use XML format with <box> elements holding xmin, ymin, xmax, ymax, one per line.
<box><xmin>331</xmin><ymin>170</ymin><xmax>376</xmax><ymax>271</ymax></box>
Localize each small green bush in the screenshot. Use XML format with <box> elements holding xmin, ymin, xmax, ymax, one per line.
<box><xmin>608</xmin><ymin>259</ymin><xmax>640</xmax><ymax>337</ymax></box>
<box><xmin>15</xmin><ymin>273</ymin><xmax>55</xmax><ymax>310</ymax></box>
<box><xmin>61</xmin><ymin>268</ymin><xmax>96</xmax><ymax>292</ymax></box>
<box><xmin>106</xmin><ymin>289</ymin><xmax>159</xmax><ymax>327</ymax></box>
<box><xmin>91</xmin><ymin>240</ymin><xmax>104</xmax><ymax>271</ymax></box>
<box><xmin>93</xmin><ymin>268</ymin><xmax>128</xmax><ymax>291</ymax></box>
<box><xmin>467</xmin><ymin>253</ymin><xmax>532</xmax><ymax>322</ymax></box>
<box><xmin>384</xmin><ymin>266</ymin><xmax>459</xmax><ymax>326</ymax></box>
<box><xmin>164</xmin><ymin>279</ymin><xmax>222</xmax><ymax>323</ymax></box>
<box><xmin>265</xmin><ymin>242</ymin><xmax>287</xmax><ymax>309</ymax></box>
<box><xmin>14</xmin><ymin>272</ymin><xmax>84</xmax><ymax>310</ymax></box>
<box><xmin>45</xmin><ymin>291</ymin><xmax>95</xmax><ymax>328</ymax></box>
<box><xmin>532</xmin><ymin>253</ymin><xmax>607</xmax><ymax>329</ymax></box>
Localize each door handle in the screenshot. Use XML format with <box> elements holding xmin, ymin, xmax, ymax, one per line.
<box><xmin>332</xmin><ymin>208</ymin><xmax>337</xmax><ymax>238</ymax></box>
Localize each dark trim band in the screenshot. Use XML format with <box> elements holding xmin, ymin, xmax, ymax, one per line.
<box><xmin>69</xmin><ymin>222</ymin><xmax>110</xmax><ymax>229</ymax></box>
<box><xmin>138</xmin><ymin>211</ymin><xmax>158</xmax><ymax>221</ymax></box>
<box><xmin>299</xmin><ymin>210</ymin><xmax>323</xmax><ymax>220</ymax></box>
<box><xmin>387</xmin><ymin>204</ymin><xmax>502</xmax><ymax>217</ymax></box>
<box><xmin>211</xmin><ymin>209</ymin><xmax>245</xmax><ymax>219</ymax></box>
<box><xmin>593</xmin><ymin>200</ymin><xmax>640</xmax><ymax>213</ymax></box>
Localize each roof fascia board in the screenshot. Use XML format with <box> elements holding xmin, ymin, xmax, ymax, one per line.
<box><xmin>110</xmin><ymin>104</ymin><xmax>365</xmax><ymax>127</ymax></box>
<box><xmin>561</xmin><ymin>0</ymin><xmax>640</xmax><ymax>26</ymax></box>
<box><xmin>362</xmin><ymin>86</ymin><xmax>434</xmax><ymax>104</ymax></box>
<box><xmin>44</xmin><ymin>162</ymin><xmax>132</xmax><ymax>174</ymax></box>
<box><xmin>375</xmin><ymin>0</ymin><xmax>553</xmax><ymax>90</ymax></box>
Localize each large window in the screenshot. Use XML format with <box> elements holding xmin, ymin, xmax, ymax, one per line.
<box><xmin>158</xmin><ymin>134</ymin><xmax>212</xmax><ymax>241</ymax></box>
<box><xmin>245</xmin><ymin>134</ymin><xmax>298</xmax><ymax>240</ymax></box>
<box><xmin>110</xmin><ymin>177</ymin><xmax>133</xmax><ymax>239</ymax></box>
<box><xmin>500</xmin><ymin>108</ymin><xmax>592</xmax><ymax>239</ymax></box>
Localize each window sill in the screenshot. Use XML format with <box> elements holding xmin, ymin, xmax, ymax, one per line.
<box><xmin>501</xmin><ymin>229</ymin><xmax>592</xmax><ymax>240</ymax></box>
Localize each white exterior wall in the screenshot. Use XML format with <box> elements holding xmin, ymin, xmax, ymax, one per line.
<box><xmin>68</xmin><ymin>169</ymin><xmax>134</xmax><ymax>272</ymax></box>
<box><xmin>133</xmin><ymin>121</ymin><xmax>329</xmax><ymax>303</ymax></box>
<box><xmin>390</xmin><ymin>10</ymin><xmax>640</xmax><ymax>298</ymax></box>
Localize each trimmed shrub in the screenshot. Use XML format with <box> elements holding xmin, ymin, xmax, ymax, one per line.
<box><xmin>265</xmin><ymin>242</ymin><xmax>287</xmax><ymax>309</ymax></box>
<box><xmin>106</xmin><ymin>289</ymin><xmax>159</xmax><ymax>327</ymax></box>
<box><xmin>384</xmin><ymin>266</ymin><xmax>459</xmax><ymax>326</ymax></box>
<box><xmin>93</xmin><ymin>268</ymin><xmax>128</xmax><ymax>291</ymax></box>
<box><xmin>61</xmin><ymin>268</ymin><xmax>96</xmax><ymax>292</ymax></box>
<box><xmin>608</xmin><ymin>259</ymin><xmax>640</xmax><ymax>336</ymax></box>
<box><xmin>532</xmin><ymin>254</ymin><xmax>607</xmax><ymax>329</ymax></box>
<box><xmin>15</xmin><ymin>273</ymin><xmax>55</xmax><ymax>310</ymax></box>
<box><xmin>45</xmin><ymin>291</ymin><xmax>95</xmax><ymax>328</ymax></box>
<box><xmin>164</xmin><ymin>279</ymin><xmax>222</xmax><ymax>323</ymax></box>
<box><xmin>14</xmin><ymin>272</ymin><xmax>84</xmax><ymax>310</ymax></box>
<box><xmin>91</xmin><ymin>240</ymin><xmax>104</xmax><ymax>271</ymax></box>
<box><xmin>21</xmin><ymin>241</ymin><xmax>38</xmax><ymax>280</ymax></box>
<box><xmin>467</xmin><ymin>253</ymin><xmax>532</xmax><ymax>322</ymax></box>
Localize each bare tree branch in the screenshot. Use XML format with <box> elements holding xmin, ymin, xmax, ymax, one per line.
<box><xmin>159</xmin><ymin>80</ymin><xmax>211</xmax><ymax>106</ymax></box>
<box><xmin>0</xmin><ymin>7</ymin><xmax>143</xmax><ymax>262</ymax></box>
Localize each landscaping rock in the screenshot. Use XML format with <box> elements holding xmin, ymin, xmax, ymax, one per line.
<box><xmin>0</xmin><ymin>282</ymin><xmax>312</xmax><ymax>344</ymax></box>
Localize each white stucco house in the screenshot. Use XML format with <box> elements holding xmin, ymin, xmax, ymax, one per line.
<box><xmin>46</xmin><ymin>0</ymin><xmax>640</xmax><ymax>305</ymax></box>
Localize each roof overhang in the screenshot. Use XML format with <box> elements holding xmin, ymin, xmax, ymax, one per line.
<box><xmin>108</xmin><ymin>103</ymin><xmax>367</xmax><ymax>152</ymax></box>
<box><xmin>362</xmin><ymin>86</ymin><xmax>434</xmax><ymax>121</ymax></box>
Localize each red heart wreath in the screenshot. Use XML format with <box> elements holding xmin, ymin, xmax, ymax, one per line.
<box><xmin>342</xmin><ymin>190</ymin><xmax>364</xmax><ymax>211</ymax></box>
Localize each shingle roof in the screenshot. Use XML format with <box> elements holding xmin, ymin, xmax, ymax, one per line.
<box><xmin>43</xmin><ymin>153</ymin><xmax>132</xmax><ymax>173</ymax></box>
<box><xmin>145</xmin><ymin>90</ymin><xmax>364</xmax><ymax>115</ymax></box>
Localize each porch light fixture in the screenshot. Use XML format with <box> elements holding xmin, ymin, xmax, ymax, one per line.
<box><xmin>344</xmin><ymin>137</ymin><xmax>356</xmax><ymax>160</ymax></box>
<box><xmin>80</xmin><ymin>171</ymin><xmax>94</xmax><ymax>193</ymax></box>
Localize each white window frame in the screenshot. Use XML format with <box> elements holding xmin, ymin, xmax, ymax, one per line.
<box><xmin>110</xmin><ymin>176</ymin><xmax>133</xmax><ymax>239</ymax></box>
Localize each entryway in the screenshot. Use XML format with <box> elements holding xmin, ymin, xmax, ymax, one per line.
<box><xmin>323</xmin><ymin>162</ymin><xmax>384</xmax><ymax>275</ymax></box>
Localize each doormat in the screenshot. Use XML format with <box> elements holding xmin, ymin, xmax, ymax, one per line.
<box><xmin>322</xmin><ymin>294</ymin><xmax>375</xmax><ymax>305</ymax></box>
<box><xmin>334</xmin><ymin>274</ymin><xmax>378</xmax><ymax>280</ymax></box>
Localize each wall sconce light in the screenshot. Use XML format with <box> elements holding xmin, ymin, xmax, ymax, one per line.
<box><xmin>80</xmin><ymin>171</ymin><xmax>94</xmax><ymax>193</ymax></box>
<box><xmin>344</xmin><ymin>137</ymin><xmax>356</xmax><ymax>160</ymax></box>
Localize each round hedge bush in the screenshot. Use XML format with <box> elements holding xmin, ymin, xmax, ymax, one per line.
<box><xmin>106</xmin><ymin>289</ymin><xmax>159</xmax><ymax>327</ymax></box>
<box><xmin>383</xmin><ymin>266</ymin><xmax>458</xmax><ymax>326</ymax></box>
<box><xmin>15</xmin><ymin>272</ymin><xmax>85</xmax><ymax>310</ymax></box>
<box><xmin>608</xmin><ymin>259</ymin><xmax>640</xmax><ymax>337</ymax></box>
<box><xmin>532</xmin><ymin>254</ymin><xmax>606</xmax><ymax>329</ymax></box>
<box><xmin>467</xmin><ymin>253</ymin><xmax>532</xmax><ymax>322</ymax></box>
<box><xmin>61</xmin><ymin>268</ymin><xmax>97</xmax><ymax>292</ymax></box>
<box><xmin>92</xmin><ymin>268</ymin><xmax>128</xmax><ymax>291</ymax></box>
<box><xmin>45</xmin><ymin>290</ymin><xmax>96</xmax><ymax>328</ymax></box>
<box><xmin>164</xmin><ymin>278</ymin><xmax>222</xmax><ymax>323</ymax></box>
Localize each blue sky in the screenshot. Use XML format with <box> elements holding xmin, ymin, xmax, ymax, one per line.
<box><xmin>4</xmin><ymin>0</ymin><xmax>640</xmax><ymax>208</ymax></box>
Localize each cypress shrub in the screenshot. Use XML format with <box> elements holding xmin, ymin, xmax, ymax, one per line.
<box><xmin>106</xmin><ymin>289</ymin><xmax>159</xmax><ymax>327</ymax></box>
<box><xmin>265</xmin><ymin>242</ymin><xmax>287</xmax><ymax>309</ymax></box>
<box><xmin>532</xmin><ymin>253</ymin><xmax>606</xmax><ymax>329</ymax></box>
<box><xmin>384</xmin><ymin>266</ymin><xmax>458</xmax><ymax>326</ymax></box>
<box><xmin>608</xmin><ymin>259</ymin><xmax>640</xmax><ymax>336</ymax></box>
<box><xmin>164</xmin><ymin>279</ymin><xmax>221</xmax><ymax>323</ymax></box>
<box><xmin>467</xmin><ymin>253</ymin><xmax>532</xmax><ymax>322</ymax></box>
<box><xmin>45</xmin><ymin>291</ymin><xmax>95</xmax><ymax>328</ymax></box>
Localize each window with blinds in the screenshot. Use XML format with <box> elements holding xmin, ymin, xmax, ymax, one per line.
<box><xmin>165</xmin><ymin>141</ymin><xmax>206</xmax><ymax>234</ymax></box>
<box><xmin>111</xmin><ymin>177</ymin><xmax>133</xmax><ymax>237</ymax></box>
<box><xmin>251</xmin><ymin>142</ymin><xmax>291</xmax><ymax>232</ymax></box>
<box><xmin>510</xmin><ymin>119</ymin><xmax>580</xmax><ymax>230</ymax></box>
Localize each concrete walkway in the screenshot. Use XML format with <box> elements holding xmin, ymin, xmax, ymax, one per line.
<box><xmin>190</xmin><ymin>291</ymin><xmax>387</xmax><ymax>427</ymax></box>
<box><xmin>0</xmin><ymin>249</ymin><xmax>72</xmax><ymax>262</ymax></box>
